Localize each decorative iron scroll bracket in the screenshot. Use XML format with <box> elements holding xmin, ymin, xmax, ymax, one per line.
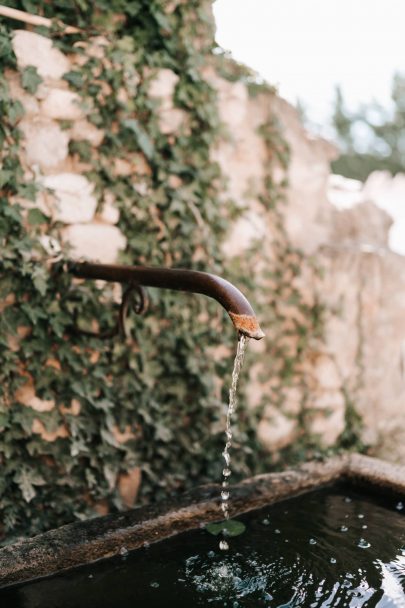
<box><xmin>73</xmin><ymin>281</ymin><xmax>148</xmax><ymax>341</ymax></box>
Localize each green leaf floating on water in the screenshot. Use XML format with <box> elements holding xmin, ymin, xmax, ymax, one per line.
<box><xmin>205</xmin><ymin>519</ymin><xmax>246</xmax><ymax>537</ymax></box>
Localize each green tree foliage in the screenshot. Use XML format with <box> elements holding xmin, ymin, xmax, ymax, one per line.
<box><xmin>332</xmin><ymin>75</ymin><xmax>405</xmax><ymax>181</ymax></box>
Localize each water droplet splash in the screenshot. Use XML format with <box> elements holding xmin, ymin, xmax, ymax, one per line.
<box><xmin>183</xmin><ymin>551</ymin><xmax>282</xmax><ymax>603</ymax></box>
<box><xmin>358</xmin><ymin>538</ymin><xmax>371</xmax><ymax>549</ymax></box>
<box><xmin>218</xmin><ymin>334</ymin><xmax>249</xmax><ymax>550</ymax></box>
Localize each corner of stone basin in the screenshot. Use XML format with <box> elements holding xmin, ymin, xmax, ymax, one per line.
<box><xmin>0</xmin><ymin>453</ymin><xmax>404</xmax><ymax>590</ymax></box>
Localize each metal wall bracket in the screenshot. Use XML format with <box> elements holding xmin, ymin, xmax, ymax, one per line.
<box><xmin>73</xmin><ymin>282</ymin><xmax>149</xmax><ymax>340</ymax></box>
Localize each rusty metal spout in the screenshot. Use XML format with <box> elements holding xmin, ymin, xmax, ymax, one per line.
<box><xmin>68</xmin><ymin>262</ymin><xmax>265</xmax><ymax>340</ymax></box>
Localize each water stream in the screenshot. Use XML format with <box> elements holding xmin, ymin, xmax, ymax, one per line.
<box><xmin>219</xmin><ymin>333</ymin><xmax>249</xmax><ymax>551</ymax></box>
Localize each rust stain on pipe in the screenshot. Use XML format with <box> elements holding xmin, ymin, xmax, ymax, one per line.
<box><xmin>228</xmin><ymin>312</ymin><xmax>265</xmax><ymax>340</ymax></box>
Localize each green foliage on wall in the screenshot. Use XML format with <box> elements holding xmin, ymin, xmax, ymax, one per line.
<box><xmin>0</xmin><ymin>1</ymin><xmax>269</xmax><ymax>543</ymax></box>
<box><xmin>0</xmin><ymin>0</ymin><xmax>362</xmax><ymax>544</ymax></box>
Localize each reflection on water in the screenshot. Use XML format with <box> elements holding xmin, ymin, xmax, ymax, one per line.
<box><xmin>1</xmin><ymin>485</ymin><xmax>404</xmax><ymax>607</ymax></box>
<box><xmin>182</xmin><ymin>549</ymin><xmax>405</xmax><ymax>607</ymax></box>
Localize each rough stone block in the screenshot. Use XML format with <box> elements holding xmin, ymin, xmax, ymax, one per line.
<box><xmin>98</xmin><ymin>193</ymin><xmax>120</xmax><ymax>224</ymax></box>
<box><xmin>149</xmin><ymin>69</ymin><xmax>179</xmax><ymax>99</ymax></box>
<box><xmin>312</xmin><ymin>355</ymin><xmax>342</xmax><ymax>391</ymax></box>
<box><xmin>257</xmin><ymin>406</ymin><xmax>297</xmax><ymax>451</ymax></box>
<box><xmin>118</xmin><ymin>467</ymin><xmax>141</xmax><ymax>508</ymax></box>
<box><xmin>41</xmin><ymin>89</ymin><xmax>85</xmax><ymax>121</ymax></box>
<box><xmin>20</xmin><ymin>118</ymin><xmax>69</xmax><ymax>170</ymax></box>
<box><xmin>31</xmin><ymin>419</ymin><xmax>69</xmax><ymax>442</ymax></box>
<box><xmin>308</xmin><ymin>402</ymin><xmax>346</xmax><ymax>448</ymax></box>
<box><xmin>15</xmin><ymin>375</ymin><xmax>55</xmax><ymax>412</ymax></box>
<box><xmin>40</xmin><ymin>173</ymin><xmax>98</xmax><ymax>224</ymax></box>
<box><xmin>158</xmin><ymin>107</ymin><xmax>186</xmax><ymax>134</ymax></box>
<box><xmin>62</xmin><ymin>223</ymin><xmax>127</xmax><ymax>264</ymax></box>
<box><xmin>12</xmin><ymin>30</ymin><xmax>71</xmax><ymax>80</ymax></box>
<box><xmin>70</xmin><ymin>119</ymin><xmax>104</xmax><ymax>147</ymax></box>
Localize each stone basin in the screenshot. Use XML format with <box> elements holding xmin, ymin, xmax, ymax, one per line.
<box><xmin>0</xmin><ymin>453</ymin><xmax>404</xmax><ymax>593</ymax></box>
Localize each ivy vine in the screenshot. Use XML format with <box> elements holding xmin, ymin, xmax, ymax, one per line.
<box><xmin>0</xmin><ymin>0</ymin><xmax>362</xmax><ymax>544</ymax></box>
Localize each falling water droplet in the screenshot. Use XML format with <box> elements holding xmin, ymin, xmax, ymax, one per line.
<box><xmin>119</xmin><ymin>546</ymin><xmax>128</xmax><ymax>556</ymax></box>
<box><xmin>262</xmin><ymin>518</ymin><xmax>270</xmax><ymax>525</ymax></box>
<box><xmin>223</xmin><ymin>468</ymin><xmax>231</xmax><ymax>477</ymax></box>
<box><xmin>344</xmin><ymin>497</ymin><xmax>352</xmax><ymax>503</ymax></box>
<box><xmin>219</xmin><ymin>540</ymin><xmax>229</xmax><ymax>551</ymax></box>
<box><xmin>309</xmin><ymin>538</ymin><xmax>317</xmax><ymax>544</ymax></box>
<box><xmin>330</xmin><ymin>557</ymin><xmax>337</xmax><ymax>564</ymax></box>
<box><xmin>396</xmin><ymin>501</ymin><xmax>404</xmax><ymax>511</ymax></box>
<box><xmin>221</xmin><ymin>491</ymin><xmax>230</xmax><ymax>501</ymax></box>
<box><xmin>340</xmin><ymin>525</ymin><xmax>348</xmax><ymax>532</ymax></box>
<box><xmin>358</xmin><ymin>513</ymin><xmax>364</xmax><ymax>519</ymax></box>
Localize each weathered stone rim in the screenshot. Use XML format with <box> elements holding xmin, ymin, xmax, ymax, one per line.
<box><xmin>0</xmin><ymin>453</ymin><xmax>404</xmax><ymax>590</ymax></box>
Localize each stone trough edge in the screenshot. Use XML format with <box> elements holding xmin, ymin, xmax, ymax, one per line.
<box><xmin>0</xmin><ymin>453</ymin><xmax>403</xmax><ymax>589</ymax></box>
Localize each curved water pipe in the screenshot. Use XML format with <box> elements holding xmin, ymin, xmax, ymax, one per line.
<box><xmin>68</xmin><ymin>262</ymin><xmax>265</xmax><ymax>340</ymax></box>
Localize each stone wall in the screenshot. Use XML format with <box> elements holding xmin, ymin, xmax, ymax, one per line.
<box><xmin>9</xmin><ymin>31</ymin><xmax>126</xmax><ymax>265</ymax></box>
<box><xmin>207</xmin><ymin>70</ymin><xmax>405</xmax><ymax>463</ymax></box>
<box><xmin>6</xmin><ymin>27</ymin><xmax>405</xmax><ymax>468</ymax></box>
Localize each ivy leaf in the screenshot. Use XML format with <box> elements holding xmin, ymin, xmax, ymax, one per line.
<box><xmin>0</xmin><ymin>170</ymin><xmax>12</xmax><ymax>188</ymax></box>
<box><xmin>17</xmin><ymin>181</ymin><xmax>39</xmax><ymax>202</ymax></box>
<box><xmin>205</xmin><ymin>519</ymin><xmax>246</xmax><ymax>537</ymax></box>
<box><xmin>63</xmin><ymin>70</ymin><xmax>84</xmax><ymax>89</ymax></box>
<box><xmin>3</xmin><ymin>204</ymin><xmax>23</xmax><ymax>224</ymax></box>
<box><xmin>122</xmin><ymin>119</ymin><xmax>154</xmax><ymax>160</ymax></box>
<box><xmin>31</xmin><ymin>266</ymin><xmax>48</xmax><ymax>296</ymax></box>
<box><xmin>21</xmin><ymin>66</ymin><xmax>43</xmax><ymax>95</ymax></box>
<box><xmin>13</xmin><ymin>468</ymin><xmax>46</xmax><ymax>503</ymax></box>
<box><xmin>8</xmin><ymin>100</ymin><xmax>24</xmax><ymax>125</ymax></box>
<box><xmin>0</xmin><ymin>28</ymin><xmax>13</xmax><ymax>61</ymax></box>
<box><xmin>27</xmin><ymin>208</ymin><xmax>48</xmax><ymax>225</ymax></box>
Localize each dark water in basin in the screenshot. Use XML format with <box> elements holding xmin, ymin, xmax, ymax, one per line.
<box><xmin>2</xmin><ymin>484</ymin><xmax>405</xmax><ymax>607</ymax></box>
